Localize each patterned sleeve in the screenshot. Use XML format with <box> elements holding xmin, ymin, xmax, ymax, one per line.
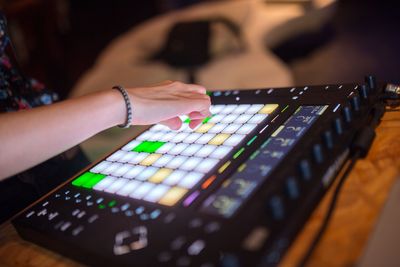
<box><xmin>0</xmin><ymin>11</ymin><xmax>59</xmax><ymax>113</ymax></box>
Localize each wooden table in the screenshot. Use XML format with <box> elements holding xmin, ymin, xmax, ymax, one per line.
<box><xmin>1</xmin><ymin>110</ymin><xmax>399</xmax><ymax>267</ymax></box>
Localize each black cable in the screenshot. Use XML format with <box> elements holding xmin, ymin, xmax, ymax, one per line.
<box><xmin>297</xmin><ymin>103</ymin><xmax>382</xmax><ymax>267</ymax></box>
<box><xmin>297</xmin><ymin>151</ymin><xmax>361</xmax><ymax>267</ymax></box>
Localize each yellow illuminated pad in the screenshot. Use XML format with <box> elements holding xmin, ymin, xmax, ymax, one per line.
<box><xmin>208</xmin><ymin>133</ymin><xmax>231</xmax><ymax>146</ymax></box>
<box><xmin>259</xmin><ymin>104</ymin><xmax>279</xmax><ymax>114</ymax></box>
<box><xmin>140</xmin><ymin>154</ymin><xmax>162</xmax><ymax>166</ymax></box>
<box><xmin>158</xmin><ymin>187</ymin><xmax>188</xmax><ymax>206</ymax></box>
<box><xmin>149</xmin><ymin>168</ymin><xmax>173</xmax><ymax>183</ymax></box>
<box><xmin>78</xmin><ymin>103</ymin><xmax>278</xmax><ymax>207</ymax></box>
<box><xmin>195</xmin><ymin>123</ymin><xmax>214</xmax><ymax>133</ymax></box>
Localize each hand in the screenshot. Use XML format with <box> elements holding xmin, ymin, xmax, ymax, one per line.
<box><xmin>126</xmin><ymin>81</ymin><xmax>211</xmax><ymax>130</ymax></box>
<box><xmin>0</xmin><ymin>81</ymin><xmax>211</xmax><ymax>179</ymax></box>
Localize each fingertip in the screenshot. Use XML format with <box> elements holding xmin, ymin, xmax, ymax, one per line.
<box><xmin>200</xmin><ymin>109</ymin><xmax>212</xmax><ymax>117</ymax></box>
<box><xmin>188</xmin><ymin>111</ymin><xmax>206</xmax><ymax>120</ymax></box>
<box><xmin>189</xmin><ymin>119</ymin><xmax>203</xmax><ymax>129</ymax></box>
<box><xmin>161</xmin><ymin>117</ymin><xmax>182</xmax><ymax>131</ymax></box>
<box><xmin>197</xmin><ymin>86</ymin><xmax>207</xmax><ymax>94</ymax></box>
<box><xmin>191</xmin><ymin>98</ymin><xmax>211</xmax><ymax>115</ymax></box>
<box><xmin>188</xmin><ymin>84</ymin><xmax>207</xmax><ymax>94</ymax></box>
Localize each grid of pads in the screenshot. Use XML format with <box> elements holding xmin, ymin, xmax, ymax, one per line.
<box><xmin>72</xmin><ymin>104</ymin><xmax>278</xmax><ymax>206</ymax></box>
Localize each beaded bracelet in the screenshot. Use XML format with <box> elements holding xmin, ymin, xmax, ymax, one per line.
<box><xmin>112</xmin><ymin>85</ymin><xmax>132</xmax><ymax>128</ymax></box>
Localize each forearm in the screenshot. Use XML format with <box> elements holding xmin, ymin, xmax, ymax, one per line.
<box><xmin>0</xmin><ymin>90</ymin><xmax>125</xmax><ymax>180</ymax></box>
<box><xmin>0</xmin><ymin>81</ymin><xmax>210</xmax><ymax>181</ymax></box>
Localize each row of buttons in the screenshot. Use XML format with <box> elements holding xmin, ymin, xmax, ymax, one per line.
<box><xmin>54</xmin><ymin>189</ymin><xmax>221</xmax><ymax>262</ymax></box>
<box><xmin>56</xmin><ymin>189</ymin><xmax>171</xmax><ymax>223</ymax></box>
<box><xmin>213</xmin><ymin>85</ymin><xmax>310</xmax><ymax>101</ymax></box>
<box><xmin>24</xmin><ymin>197</ymin><xmax>100</xmax><ymax>238</ymax></box>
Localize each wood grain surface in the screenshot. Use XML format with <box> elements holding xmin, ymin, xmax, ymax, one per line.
<box><xmin>281</xmin><ymin>109</ymin><xmax>400</xmax><ymax>267</ymax></box>
<box><xmin>1</xmin><ymin>110</ymin><xmax>399</xmax><ymax>267</ymax></box>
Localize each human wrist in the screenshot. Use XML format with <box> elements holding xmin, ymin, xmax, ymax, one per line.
<box><xmin>98</xmin><ymin>89</ymin><xmax>128</xmax><ymax>129</ymax></box>
<box><xmin>112</xmin><ymin>85</ymin><xmax>132</xmax><ymax>128</ymax></box>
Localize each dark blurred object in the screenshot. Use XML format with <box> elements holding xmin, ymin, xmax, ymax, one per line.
<box><xmin>1</xmin><ymin>0</ymin><xmax>159</xmax><ymax>99</ymax></box>
<box><xmin>157</xmin><ymin>0</ymin><xmax>216</xmax><ymax>11</ymax></box>
<box><xmin>1</xmin><ymin>0</ymin><xmax>70</xmax><ymax>97</ymax></box>
<box><xmin>278</xmin><ymin>0</ymin><xmax>400</xmax><ymax>85</ymax></box>
<box><xmin>152</xmin><ymin>20</ymin><xmax>211</xmax><ymax>68</ymax></box>
<box><xmin>271</xmin><ymin>23</ymin><xmax>335</xmax><ymax>63</ymax></box>
<box><xmin>150</xmin><ymin>17</ymin><xmax>243</xmax><ymax>83</ymax></box>
<box><xmin>0</xmin><ymin>0</ymin><xmax>232</xmax><ymax>98</ymax></box>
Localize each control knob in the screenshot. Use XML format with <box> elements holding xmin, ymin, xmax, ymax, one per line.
<box><xmin>342</xmin><ymin>106</ymin><xmax>352</xmax><ymax>123</ymax></box>
<box><xmin>322</xmin><ymin>130</ymin><xmax>334</xmax><ymax>149</ymax></box>
<box><xmin>333</xmin><ymin>117</ymin><xmax>344</xmax><ymax>135</ymax></box>
<box><xmin>349</xmin><ymin>95</ymin><xmax>361</xmax><ymax>112</ymax></box>
<box><xmin>365</xmin><ymin>75</ymin><xmax>377</xmax><ymax>91</ymax></box>
<box><xmin>358</xmin><ymin>84</ymin><xmax>369</xmax><ymax>100</ymax></box>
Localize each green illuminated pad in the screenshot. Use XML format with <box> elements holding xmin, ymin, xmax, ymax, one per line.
<box><xmin>72</xmin><ymin>172</ymin><xmax>106</xmax><ymax>189</ymax></box>
<box><xmin>71</xmin><ymin>104</ymin><xmax>279</xmax><ymax>207</ymax></box>
<box><xmin>132</xmin><ymin>141</ymin><xmax>165</xmax><ymax>153</ymax></box>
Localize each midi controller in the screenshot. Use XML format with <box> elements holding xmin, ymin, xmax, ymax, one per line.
<box><xmin>12</xmin><ymin>76</ymin><xmax>385</xmax><ymax>266</ymax></box>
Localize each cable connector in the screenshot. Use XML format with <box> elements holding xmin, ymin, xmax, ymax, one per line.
<box><xmin>385</xmin><ymin>83</ymin><xmax>400</xmax><ymax>95</ymax></box>
<box><xmin>382</xmin><ymin>83</ymin><xmax>400</xmax><ymax>107</ymax></box>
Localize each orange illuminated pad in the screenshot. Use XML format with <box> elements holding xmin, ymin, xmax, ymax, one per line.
<box><xmin>72</xmin><ymin>103</ymin><xmax>278</xmax><ymax>207</ymax></box>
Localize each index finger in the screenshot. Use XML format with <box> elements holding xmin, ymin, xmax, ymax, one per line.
<box><xmin>186</xmin><ymin>84</ymin><xmax>207</xmax><ymax>94</ymax></box>
<box><xmin>183</xmin><ymin>95</ymin><xmax>211</xmax><ymax>115</ymax></box>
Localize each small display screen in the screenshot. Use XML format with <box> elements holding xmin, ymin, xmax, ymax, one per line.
<box><xmin>201</xmin><ymin>105</ymin><xmax>328</xmax><ymax>218</ymax></box>
<box><xmin>71</xmin><ymin>104</ymin><xmax>279</xmax><ymax>207</ymax></box>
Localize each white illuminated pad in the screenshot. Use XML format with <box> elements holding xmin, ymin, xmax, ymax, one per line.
<box><xmin>116</xmin><ymin>180</ymin><xmax>141</xmax><ymax>196</ymax></box>
<box><xmin>209</xmin><ymin>114</ymin><xmax>225</xmax><ymax>124</ymax></box>
<box><xmin>143</xmin><ymin>184</ymin><xmax>170</xmax><ymax>202</ymax></box>
<box><xmin>169</xmin><ymin>143</ymin><xmax>189</xmax><ymax>155</ymax></box>
<box><xmin>80</xmin><ymin>103</ymin><xmax>279</xmax><ymax>207</ymax></box>
<box><xmin>183</xmin><ymin>133</ymin><xmax>202</xmax><ymax>143</ymax></box>
<box><xmin>245</xmin><ymin>104</ymin><xmax>264</xmax><ymax>114</ymax></box>
<box><xmin>220</xmin><ymin>105</ymin><xmax>238</xmax><ymax>114</ymax></box>
<box><xmin>123</xmin><ymin>165</ymin><xmax>145</xmax><ymax>179</ymax></box>
<box><xmin>118</xmin><ymin>152</ymin><xmax>137</xmax><ymax>163</ymax></box>
<box><xmin>237</xmin><ymin>124</ymin><xmax>257</xmax><ymax>135</ymax></box>
<box><xmin>152</xmin><ymin>154</ymin><xmax>174</xmax><ymax>167</ymax></box>
<box><xmin>159</xmin><ymin>132</ymin><xmax>177</xmax><ymax>142</ymax></box>
<box><xmin>181</xmin><ymin>144</ymin><xmax>202</xmax><ymax>156</ymax></box>
<box><xmin>178</xmin><ymin>172</ymin><xmax>203</xmax><ymax>188</ymax></box>
<box><xmin>194</xmin><ymin>145</ymin><xmax>216</xmax><ymax>158</ymax></box>
<box><xmin>208</xmin><ymin>124</ymin><xmax>227</xmax><ymax>134</ymax></box>
<box><xmin>235</xmin><ymin>114</ymin><xmax>252</xmax><ymax>124</ymax></box>
<box><xmin>222</xmin><ymin>124</ymin><xmax>241</xmax><ymax>134</ymax></box>
<box><xmin>93</xmin><ymin>176</ymin><xmax>116</xmax><ymax>191</ymax></box>
<box><xmin>104</xmin><ymin>178</ymin><xmax>129</xmax><ymax>194</ymax></box>
<box><xmin>210</xmin><ymin>146</ymin><xmax>233</xmax><ymax>159</ymax></box>
<box><xmin>180</xmin><ymin>157</ymin><xmax>202</xmax><ymax>171</ymax></box>
<box><xmin>90</xmin><ymin>161</ymin><xmax>111</xmax><ymax>173</ymax></box>
<box><xmin>209</xmin><ymin>105</ymin><xmax>225</xmax><ymax>114</ymax></box>
<box><xmin>129</xmin><ymin>182</ymin><xmax>155</xmax><ymax>199</ymax></box>
<box><xmin>163</xmin><ymin>170</ymin><xmax>186</xmax><ymax>186</ymax></box>
<box><xmin>107</xmin><ymin>150</ymin><xmax>126</xmax><ymax>162</ymax></box>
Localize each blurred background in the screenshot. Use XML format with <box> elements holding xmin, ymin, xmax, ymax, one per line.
<box><xmin>1</xmin><ymin>0</ymin><xmax>400</xmax><ymax>98</ymax></box>
<box><xmin>1</xmin><ymin>0</ymin><xmax>400</xmax><ymax>159</ymax></box>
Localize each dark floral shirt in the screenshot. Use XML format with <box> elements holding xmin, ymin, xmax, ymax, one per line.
<box><xmin>0</xmin><ymin>13</ymin><xmax>58</xmax><ymax>112</ymax></box>
<box><xmin>0</xmin><ymin>12</ymin><xmax>89</xmax><ymax>223</ymax></box>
